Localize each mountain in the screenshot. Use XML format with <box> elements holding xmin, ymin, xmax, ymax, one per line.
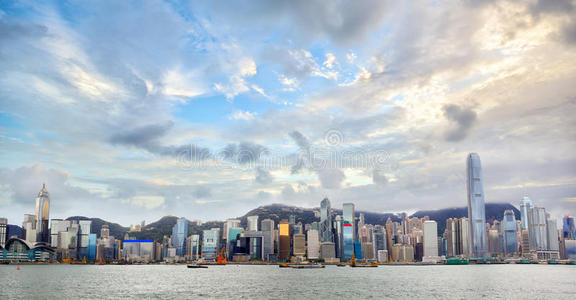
<box><xmin>411</xmin><ymin>203</ymin><xmax>521</xmax><ymax>234</ymax></box>
<box><xmin>66</xmin><ymin>216</ymin><xmax>129</xmax><ymax>238</ymax></box>
<box><xmin>61</xmin><ymin>202</ymin><xmax>520</xmax><ymax>241</ymax></box>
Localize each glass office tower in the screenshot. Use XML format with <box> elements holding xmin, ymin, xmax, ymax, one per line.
<box><xmin>172</xmin><ymin>218</ymin><xmax>189</xmax><ymax>257</ymax></box>
<box><xmin>520</xmin><ymin>196</ymin><xmax>533</xmax><ymax>230</ymax></box>
<box><xmin>35</xmin><ymin>184</ymin><xmax>50</xmax><ymax>243</ymax></box>
<box><xmin>466</xmin><ymin>153</ymin><xmax>488</xmax><ymax>258</ymax></box>
<box><xmin>342</xmin><ymin>203</ymin><xmax>355</xmax><ymax>260</ymax></box>
<box><xmin>502</xmin><ymin>210</ymin><xmax>518</xmax><ymax>254</ymax></box>
<box><xmin>202</xmin><ymin>230</ymin><xmax>220</xmax><ymax>260</ymax></box>
<box><xmin>320</xmin><ymin>197</ymin><xmax>333</xmax><ymax>242</ymax></box>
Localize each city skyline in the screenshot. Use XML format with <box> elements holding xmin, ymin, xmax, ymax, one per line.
<box><xmin>1</xmin><ymin>1</ymin><xmax>575</xmax><ymax>226</ymax></box>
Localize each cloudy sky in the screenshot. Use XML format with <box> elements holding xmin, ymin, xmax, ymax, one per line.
<box><xmin>1</xmin><ymin>0</ymin><xmax>575</xmax><ymax>226</ymax></box>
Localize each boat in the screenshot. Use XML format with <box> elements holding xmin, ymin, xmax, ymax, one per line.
<box><xmin>547</xmin><ymin>260</ymin><xmax>558</xmax><ymax>265</ymax></box>
<box><xmin>290</xmin><ymin>264</ymin><xmax>325</xmax><ymax>269</ymax></box>
<box><xmin>279</xmin><ymin>262</ymin><xmax>291</xmax><ymax>268</ymax></box>
<box><xmin>349</xmin><ymin>253</ymin><xmax>378</xmax><ymax>268</ymax></box>
<box><xmin>336</xmin><ymin>264</ymin><xmax>347</xmax><ymax>267</ymax></box>
<box><xmin>187</xmin><ymin>264</ymin><xmax>208</xmax><ymax>269</ymax></box>
<box><xmin>446</xmin><ymin>258</ymin><xmax>469</xmax><ymax>265</ymax></box>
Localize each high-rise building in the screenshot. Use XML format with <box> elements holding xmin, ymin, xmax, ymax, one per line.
<box><xmin>520</xmin><ymin>196</ymin><xmax>533</xmax><ymax>230</ymax></box>
<box><xmin>186</xmin><ymin>234</ymin><xmax>200</xmax><ymax>259</ymax></box>
<box><xmin>223</xmin><ymin>219</ymin><xmax>241</xmax><ymax>240</ymax></box>
<box><xmin>546</xmin><ymin>218</ymin><xmax>559</xmax><ymax>252</ymax></box>
<box><xmin>0</xmin><ymin>218</ymin><xmax>7</xmax><ymax>248</ymax></box>
<box><xmin>334</xmin><ymin>215</ymin><xmax>343</xmax><ymax>258</ymax></box>
<box><xmin>293</xmin><ymin>233</ymin><xmax>306</xmax><ymax>257</ymax></box>
<box><xmin>342</xmin><ymin>203</ymin><xmax>355</xmax><ymax>260</ymax></box>
<box><xmin>202</xmin><ymin>229</ymin><xmax>220</xmax><ymax>260</ymax></box>
<box><xmin>466</xmin><ymin>153</ymin><xmax>488</xmax><ymax>258</ymax></box>
<box><xmin>260</xmin><ymin>219</ymin><xmax>275</xmax><ymax>260</ymax></box>
<box><xmin>320</xmin><ymin>197</ymin><xmax>333</xmax><ymax>242</ymax></box>
<box><xmin>172</xmin><ymin>218</ymin><xmax>188</xmax><ymax>257</ymax></box>
<box><xmin>502</xmin><ymin>210</ymin><xmax>518</xmax><ymax>255</ymax></box>
<box><xmin>372</xmin><ymin>225</ymin><xmax>387</xmax><ymax>258</ymax></box>
<box><xmin>22</xmin><ymin>214</ymin><xmax>36</xmax><ymax>243</ymax></box>
<box><xmin>307</xmin><ymin>229</ymin><xmax>320</xmax><ymax>260</ymax></box>
<box><xmin>423</xmin><ymin>220</ymin><xmax>439</xmax><ymax>261</ymax></box>
<box><xmin>528</xmin><ymin>206</ymin><xmax>547</xmax><ymax>251</ymax></box>
<box><xmin>444</xmin><ymin>218</ymin><xmax>456</xmax><ymax>257</ymax></box>
<box><xmin>321</xmin><ymin>242</ymin><xmax>336</xmax><ymax>259</ymax></box>
<box><xmin>563</xmin><ymin>215</ymin><xmax>575</xmax><ymax>239</ymax></box>
<box><xmin>247</xmin><ymin>216</ymin><xmax>259</xmax><ymax>231</ymax></box>
<box><xmin>278</xmin><ymin>220</ymin><xmax>291</xmax><ymax>261</ymax></box>
<box><xmin>50</xmin><ymin>219</ymin><xmax>71</xmax><ymax>248</ymax></box>
<box><xmin>487</xmin><ymin>228</ymin><xmax>499</xmax><ymax>254</ymax></box>
<box><xmin>35</xmin><ymin>184</ymin><xmax>50</xmax><ymax>243</ymax></box>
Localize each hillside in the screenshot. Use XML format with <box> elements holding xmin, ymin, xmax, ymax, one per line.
<box><xmin>54</xmin><ymin>203</ymin><xmax>520</xmax><ymax>241</ymax></box>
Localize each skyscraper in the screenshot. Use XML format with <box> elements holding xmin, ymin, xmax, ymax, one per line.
<box><xmin>320</xmin><ymin>197</ymin><xmax>333</xmax><ymax>242</ymax></box>
<box><xmin>172</xmin><ymin>218</ymin><xmax>188</xmax><ymax>257</ymax></box>
<box><xmin>423</xmin><ymin>220</ymin><xmax>439</xmax><ymax>261</ymax></box>
<box><xmin>528</xmin><ymin>206</ymin><xmax>547</xmax><ymax>251</ymax></box>
<box><xmin>502</xmin><ymin>210</ymin><xmax>518</xmax><ymax>255</ymax></box>
<box><xmin>202</xmin><ymin>229</ymin><xmax>220</xmax><ymax>260</ymax></box>
<box><xmin>260</xmin><ymin>219</ymin><xmax>275</xmax><ymax>260</ymax></box>
<box><xmin>35</xmin><ymin>184</ymin><xmax>50</xmax><ymax>243</ymax></box>
<box><xmin>466</xmin><ymin>153</ymin><xmax>488</xmax><ymax>258</ymax></box>
<box><xmin>520</xmin><ymin>196</ymin><xmax>533</xmax><ymax>230</ymax></box>
<box><xmin>0</xmin><ymin>218</ymin><xmax>7</xmax><ymax>248</ymax></box>
<box><xmin>342</xmin><ymin>203</ymin><xmax>355</xmax><ymax>260</ymax></box>
<box><xmin>278</xmin><ymin>220</ymin><xmax>291</xmax><ymax>261</ymax></box>
<box><xmin>563</xmin><ymin>215</ymin><xmax>575</xmax><ymax>239</ymax></box>
<box><xmin>247</xmin><ymin>215</ymin><xmax>259</xmax><ymax>231</ymax></box>
<box><xmin>307</xmin><ymin>229</ymin><xmax>320</xmax><ymax>260</ymax></box>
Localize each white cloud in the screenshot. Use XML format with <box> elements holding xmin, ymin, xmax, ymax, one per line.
<box><xmin>228</xmin><ymin>110</ymin><xmax>257</xmax><ymax>121</ymax></box>
<box><xmin>323</xmin><ymin>52</ymin><xmax>337</xmax><ymax>69</ymax></box>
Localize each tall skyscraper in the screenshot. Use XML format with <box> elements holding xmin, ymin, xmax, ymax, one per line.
<box><xmin>278</xmin><ymin>220</ymin><xmax>291</xmax><ymax>261</ymax></box>
<box><xmin>520</xmin><ymin>196</ymin><xmax>533</xmax><ymax>230</ymax></box>
<box><xmin>247</xmin><ymin>215</ymin><xmax>259</xmax><ymax>231</ymax></box>
<box><xmin>307</xmin><ymin>229</ymin><xmax>320</xmax><ymax>260</ymax></box>
<box><xmin>423</xmin><ymin>220</ymin><xmax>439</xmax><ymax>261</ymax></box>
<box><xmin>260</xmin><ymin>218</ymin><xmax>275</xmax><ymax>260</ymax></box>
<box><xmin>466</xmin><ymin>153</ymin><xmax>488</xmax><ymax>258</ymax></box>
<box><xmin>563</xmin><ymin>215</ymin><xmax>575</xmax><ymax>239</ymax></box>
<box><xmin>502</xmin><ymin>210</ymin><xmax>518</xmax><ymax>255</ymax></box>
<box><xmin>22</xmin><ymin>214</ymin><xmax>36</xmax><ymax>243</ymax></box>
<box><xmin>0</xmin><ymin>218</ymin><xmax>7</xmax><ymax>248</ymax></box>
<box><xmin>342</xmin><ymin>203</ymin><xmax>355</xmax><ymax>260</ymax></box>
<box><xmin>320</xmin><ymin>197</ymin><xmax>333</xmax><ymax>242</ymax></box>
<box><xmin>546</xmin><ymin>218</ymin><xmax>559</xmax><ymax>252</ymax></box>
<box><xmin>172</xmin><ymin>217</ymin><xmax>188</xmax><ymax>257</ymax></box>
<box><xmin>35</xmin><ymin>184</ymin><xmax>50</xmax><ymax>243</ymax></box>
<box><xmin>334</xmin><ymin>215</ymin><xmax>343</xmax><ymax>258</ymax></box>
<box><xmin>223</xmin><ymin>219</ymin><xmax>240</xmax><ymax>240</ymax></box>
<box><xmin>528</xmin><ymin>206</ymin><xmax>547</xmax><ymax>251</ymax></box>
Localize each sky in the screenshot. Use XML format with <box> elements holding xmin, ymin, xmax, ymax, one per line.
<box><xmin>1</xmin><ymin>0</ymin><xmax>575</xmax><ymax>226</ymax></box>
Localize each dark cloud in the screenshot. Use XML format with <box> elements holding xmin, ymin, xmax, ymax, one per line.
<box><xmin>193</xmin><ymin>186</ymin><xmax>212</xmax><ymax>199</ymax></box>
<box><xmin>317</xmin><ymin>168</ymin><xmax>346</xmax><ymax>189</ymax></box>
<box><xmin>109</xmin><ymin>122</ymin><xmax>173</xmax><ymax>147</ymax></box>
<box><xmin>443</xmin><ymin>104</ymin><xmax>477</xmax><ymax>142</ymax></box>
<box><xmin>372</xmin><ymin>169</ymin><xmax>388</xmax><ymax>185</ymax></box>
<box><xmin>289</xmin><ymin>130</ymin><xmax>310</xmax><ymax>151</ymax></box>
<box><xmin>203</xmin><ymin>0</ymin><xmax>390</xmax><ymax>46</ymax></box>
<box><xmin>109</xmin><ymin>122</ymin><xmax>211</xmax><ymax>159</ymax></box>
<box><xmin>255</xmin><ymin>167</ymin><xmax>273</xmax><ymax>185</ymax></box>
<box><xmin>221</xmin><ymin>142</ymin><xmax>269</xmax><ymax>164</ymax></box>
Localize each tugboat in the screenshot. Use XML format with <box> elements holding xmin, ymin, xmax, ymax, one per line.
<box><xmin>187</xmin><ymin>263</ymin><xmax>208</xmax><ymax>269</ymax></box>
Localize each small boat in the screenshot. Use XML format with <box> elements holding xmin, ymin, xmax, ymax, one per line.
<box><xmin>279</xmin><ymin>263</ymin><xmax>291</xmax><ymax>268</ymax></box>
<box><xmin>187</xmin><ymin>264</ymin><xmax>208</xmax><ymax>269</ymax></box>
<box><xmin>290</xmin><ymin>264</ymin><xmax>325</xmax><ymax>269</ymax></box>
<box><xmin>336</xmin><ymin>264</ymin><xmax>347</xmax><ymax>267</ymax></box>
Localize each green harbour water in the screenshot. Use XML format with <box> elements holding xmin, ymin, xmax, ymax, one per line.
<box><xmin>1</xmin><ymin>264</ymin><xmax>575</xmax><ymax>299</ymax></box>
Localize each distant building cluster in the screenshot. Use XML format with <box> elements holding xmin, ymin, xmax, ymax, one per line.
<box><xmin>1</xmin><ymin>153</ymin><xmax>575</xmax><ymax>264</ymax></box>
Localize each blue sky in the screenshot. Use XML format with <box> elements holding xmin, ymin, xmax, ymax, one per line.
<box><xmin>1</xmin><ymin>0</ymin><xmax>575</xmax><ymax>226</ymax></box>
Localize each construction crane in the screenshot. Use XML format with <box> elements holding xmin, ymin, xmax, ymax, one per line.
<box><xmin>216</xmin><ymin>248</ymin><xmax>227</xmax><ymax>265</ymax></box>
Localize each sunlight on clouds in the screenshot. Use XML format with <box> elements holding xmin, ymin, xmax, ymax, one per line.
<box><xmin>162</xmin><ymin>69</ymin><xmax>205</xmax><ymax>99</ymax></box>
<box><xmin>124</xmin><ymin>195</ymin><xmax>165</xmax><ymax>210</ymax></box>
